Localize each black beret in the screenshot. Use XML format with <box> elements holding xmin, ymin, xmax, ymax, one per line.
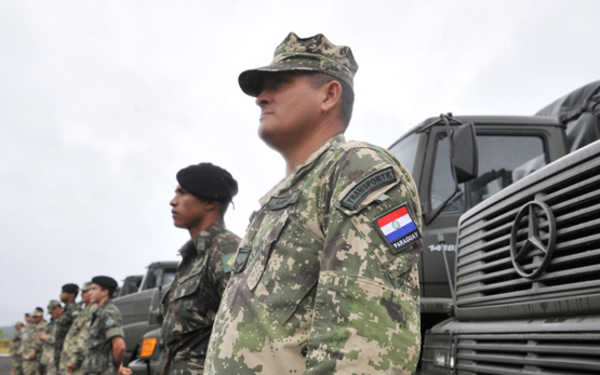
<box><xmin>62</xmin><ymin>283</ymin><xmax>79</xmax><ymax>294</ymax></box>
<box><xmin>91</xmin><ymin>276</ymin><xmax>118</xmax><ymax>289</ymax></box>
<box><xmin>35</xmin><ymin>307</ymin><xmax>43</xmax><ymax>313</ymax></box>
<box><xmin>176</xmin><ymin>163</ymin><xmax>238</xmax><ymax>202</ymax></box>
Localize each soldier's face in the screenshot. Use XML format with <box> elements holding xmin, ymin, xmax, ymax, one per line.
<box><xmin>50</xmin><ymin>307</ymin><xmax>62</xmax><ymax>319</ymax></box>
<box><xmin>81</xmin><ymin>289</ymin><xmax>91</xmax><ymax>304</ymax></box>
<box><xmin>255</xmin><ymin>72</ymin><xmax>323</xmax><ymax>150</ymax></box>
<box><xmin>88</xmin><ymin>283</ymin><xmax>106</xmax><ymax>304</ymax></box>
<box><xmin>170</xmin><ymin>185</ymin><xmax>208</xmax><ymax>230</ymax></box>
<box><xmin>59</xmin><ymin>291</ymin><xmax>69</xmax><ymax>303</ymax></box>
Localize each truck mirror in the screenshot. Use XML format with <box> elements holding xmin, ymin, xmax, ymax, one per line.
<box><xmin>451</xmin><ymin>122</ymin><xmax>478</xmax><ymax>183</ymax></box>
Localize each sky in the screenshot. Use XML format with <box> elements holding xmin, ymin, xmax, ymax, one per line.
<box><xmin>1</xmin><ymin>0</ymin><xmax>599</xmax><ymax>326</ymax></box>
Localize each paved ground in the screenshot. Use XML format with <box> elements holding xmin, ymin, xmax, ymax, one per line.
<box><xmin>0</xmin><ymin>355</ymin><xmax>12</xmax><ymax>375</ymax></box>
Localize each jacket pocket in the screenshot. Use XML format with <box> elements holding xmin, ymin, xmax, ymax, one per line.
<box><xmin>250</xmin><ymin>211</ymin><xmax>321</xmax><ymax>324</ymax></box>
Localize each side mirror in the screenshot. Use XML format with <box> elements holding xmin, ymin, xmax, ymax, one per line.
<box><xmin>452</xmin><ymin>122</ymin><xmax>478</xmax><ymax>184</ymax></box>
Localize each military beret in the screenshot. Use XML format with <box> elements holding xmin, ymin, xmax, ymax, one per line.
<box><xmin>91</xmin><ymin>275</ymin><xmax>118</xmax><ymax>289</ymax></box>
<box><xmin>62</xmin><ymin>283</ymin><xmax>79</xmax><ymax>294</ymax></box>
<box><xmin>31</xmin><ymin>310</ymin><xmax>43</xmax><ymax>318</ymax></box>
<box><xmin>47</xmin><ymin>300</ymin><xmax>61</xmax><ymax>311</ymax></box>
<box><xmin>81</xmin><ymin>281</ymin><xmax>93</xmax><ymax>292</ymax></box>
<box><xmin>25</xmin><ymin>313</ymin><xmax>30</xmax><ymax>317</ymax></box>
<box><xmin>176</xmin><ymin>163</ymin><xmax>238</xmax><ymax>202</ymax></box>
<box><xmin>239</xmin><ymin>32</ymin><xmax>359</xmax><ymax>97</ymax></box>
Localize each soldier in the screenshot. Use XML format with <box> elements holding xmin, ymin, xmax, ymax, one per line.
<box><xmin>205</xmin><ymin>33</ymin><xmax>423</xmax><ymax>375</ymax></box>
<box><xmin>64</xmin><ymin>282</ymin><xmax>98</xmax><ymax>375</ymax></box>
<box><xmin>160</xmin><ymin>163</ymin><xmax>241</xmax><ymax>374</ymax></box>
<box><xmin>40</xmin><ymin>301</ymin><xmax>62</xmax><ymax>375</ymax></box>
<box><xmin>82</xmin><ymin>276</ymin><xmax>126</xmax><ymax>375</ymax></box>
<box><xmin>55</xmin><ymin>284</ymin><xmax>82</xmax><ymax>373</ymax></box>
<box><xmin>22</xmin><ymin>310</ymin><xmax>48</xmax><ymax>375</ymax></box>
<box><xmin>10</xmin><ymin>321</ymin><xmax>25</xmax><ymax>375</ymax></box>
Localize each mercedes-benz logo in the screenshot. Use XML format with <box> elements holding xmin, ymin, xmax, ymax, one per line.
<box><xmin>509</xmin><ymin>201</ymin><xmax>556</xmax><ymax>279</ymax></box>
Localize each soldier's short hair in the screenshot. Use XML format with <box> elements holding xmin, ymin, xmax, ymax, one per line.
<box><xmin>306</xmin><ymin>72</ymin><xmax>355</xmax><ymax>127</ymax></box>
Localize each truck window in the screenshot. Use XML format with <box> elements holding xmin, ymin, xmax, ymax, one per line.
<box><xmin>431</xmin><ymin>133</ymin><xmax>466</xmax><ymax>213</ymax></box>
<box><xmin>469</xmin><ymin>135</ymin><xmax>546</xmax><ymax>207</ymax></box>
<box><xmin>162</xmin><ymin>269</ymin><xmax>176</xmax><ymax>287</ymax></box>
<box><xmin>389</xmin><ymin>132</ymin><xmax>420</xmax><ymax>176</ymax></box>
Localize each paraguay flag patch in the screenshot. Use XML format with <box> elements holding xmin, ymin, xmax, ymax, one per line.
<box><xmin>374</xmin><ymin>204</ymin><xmax>422</xmax><ymax>255</ymax></box>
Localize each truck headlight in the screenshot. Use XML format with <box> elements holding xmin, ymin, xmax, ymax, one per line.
<box><xmin>421</xmin><ymin>332</ymin><xmax>454</xmax><ymax>375</ymax></box>
<box><xmin>140</xmin><ymin>337</ymin><xmax>158</xmax><ymax>358</ymax></box>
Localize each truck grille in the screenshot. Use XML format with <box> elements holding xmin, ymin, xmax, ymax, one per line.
<box><xmin>455</xmin><ymin>334</ymin><xmax>600</xmax><ymax>375</ymax></box>
<box><xmin>454</xmin><ymin>143</ymin><xmax>600</xmax><ymax>317</ymax></box>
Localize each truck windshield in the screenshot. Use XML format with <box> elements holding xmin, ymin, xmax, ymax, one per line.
<box><xmin>389</xmin><ymin>132</ymin><xmax>420</xmax><ymax>177</ymax></box>
<box><xmin>431</xmin><ymin>133</ymin><xmax>547</xmax><ymax>213</ymax></box>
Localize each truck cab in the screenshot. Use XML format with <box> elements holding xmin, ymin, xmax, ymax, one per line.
<box><xmin>113</xmin><ymin>261</ymin><xmax>178</xmax><ymax>365</ymax></box>
<box><xmin>389</xmin><ymin>115</ymin><xmax>568</xmax><ymax>332</ymax></box>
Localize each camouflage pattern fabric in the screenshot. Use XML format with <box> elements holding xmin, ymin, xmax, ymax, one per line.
<box><xmin>82</xmin><ymin>301</ymin><xmax>124</xmax><ymax>375</ymax></box>
<box><xmin>22</xmin><ymin>320</ymin><xmax>48</xmax><ymax>375</ymax></box>
<box><xmin>54</xmin><ymin>301</ymin><xmax>82</xmax><ymax>372</ymax></box>
<box><xmin>205</xmin><ymin>134</ymin><xmax>422</xmax><ymax>375</ymax></box>
<box><xmin>160</xmin><ymin>220</ymin><xmax>240</xmax><ymax>375</ymax></box>
<box><xmin>10</xmin><ymin>327</ymin><xmax>25</xmax><ymax>375</ymax></box>
<box><xmin>239</xmin><ymin>32</ymin><xmax>358</xmax><ymax>97</ymax></box>
<box><xmin>60</xmin><ymin>303</ymin><xmax>98</xmax><ymax>374</ymax></box>
<box><xmin>40</xmin><ymin>318</ymin><xmax>56</xmax><ymax>375</ymax></box>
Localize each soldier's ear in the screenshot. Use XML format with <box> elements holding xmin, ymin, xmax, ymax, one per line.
<box><xmin>321</xmin><ymin>80</ymin><xmax>342</xmax><ymax>114</ymax></box>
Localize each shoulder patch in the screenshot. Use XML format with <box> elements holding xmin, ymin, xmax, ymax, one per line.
<box><xmin>341</xmin><ymin>166</ymin><xmax>397</xmax><ymax>210</ymax></box>
<box><xmin>104</xmin><ymin>318</ymin><xmax>116</xmax><ymax>328</ymax></box>
<box><xmin>267</xmin><ymin>189</ymin><xmax>301</xmax><ymax>210</ymax></box>
<box><xmin>222</xmin><ymin>253</ymin><xmax>235</xmax><ymax>273</ymax></box>
<box><xmin>374</xmin><ymin>204</ymin><xmax>422</xmax><ymax>255</ymax></box>
<box><xmin>72</xmin><ymin>311</ymin><xmax>80</xmax><ymax>317</ymax></box>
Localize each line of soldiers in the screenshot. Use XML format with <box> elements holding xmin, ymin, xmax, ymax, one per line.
<box><xmin>9</xmin><ymin>276</ymin><xmax>128</xmax><ymax>375</ymax></box>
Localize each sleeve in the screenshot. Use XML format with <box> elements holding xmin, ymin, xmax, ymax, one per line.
<box><xmin>103</xmin><ymin>307</ymin><xmax>124</xmax><ymax>340</ymax></box>
<box><xmin>304</xmin><ymin>146</ymin><xmax>422</xmax><ymax>375</ymax></box>
<box><xmin>207</xmin><ymin>235</ymin><xmax>240</xmax><ymax>296</ymax></box>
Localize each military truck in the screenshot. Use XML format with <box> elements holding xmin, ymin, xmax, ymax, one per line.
<box><xmin>415</xmin><ymin>81</ymin><xmax>600</xmax><ymax>374</ymax></box>
<box><xmin>113</xmin><ymin>261</ymin><xmax>177</xmax><ymax>365</ymax></box>
<box><xmin>117</xmin><ymin>275</ymin><xmax>144</xmax><ymax>297</ymax></box>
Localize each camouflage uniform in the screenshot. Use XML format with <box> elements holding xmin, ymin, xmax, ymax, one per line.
<box><xmin>82</xmin><ymin>300</ymin><xmax>124</xmax><ymax>375</ymax></box>
<box><xmin>54</xmin><ymin>301</ymin><xmax>82</xmax><ymax>373</ymax></box>
<box><xmin>205</xmin><ymin>33</ymin><xmax>423</xmax><ymax>375</ymax></box>
<box><xmin>10</xmin><ymin>326</ymin><xmax>25</xmax><ymax>375</ymax></box>
<box><xmin>40</xmin><ymin>319</ymin><xmax>56</xmax><ymax>375</ymax></box>
<box><xmin>22</xmin><ymin>320</ymin><xmax>48</xmax><ymax>375</ymax></box>
<box><xmin>160</xmin><ymin>220</ymin><xmax>240</xmax><ymax>375</ymax></box>
<box><xmin>60</xmin><ymin>304</ymin><xmax>98</xmax><ymax>375</ymax></box>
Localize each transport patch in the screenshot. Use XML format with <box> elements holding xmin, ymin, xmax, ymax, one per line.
<box><xmin>341</xmin><ymin>166</ymin><xmax>397</xmax><ymax>210</ymax></box>
<box><xmin>267</xmin><ymin>189</ymin><xmax>301</xmax><ymax>210</ymax></box>
<box><xmin>222</xmin><ymin>253</ymin><xmax>236</xmax><ymax>273</ymax></box>
<box><xmin>374</xmin><ymin>204</ymin><xmax>421</xmax><ymax>255</ymax></box>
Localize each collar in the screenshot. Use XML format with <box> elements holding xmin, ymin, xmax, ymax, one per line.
<box><xmin>179</xmin><ymin>220</ymin><xmax>226</xmax><ymax>256</ymax></box>
<box><xmin>259</xmin><ymin>134</ymin><xmax>345</xmax><ymax>206</ymax></box>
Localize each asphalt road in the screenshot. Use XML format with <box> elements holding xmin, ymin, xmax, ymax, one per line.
<box><xmin>0</xmin><ymin>356</ymin><xmax>12</xmax><ymax>375</ymax></box>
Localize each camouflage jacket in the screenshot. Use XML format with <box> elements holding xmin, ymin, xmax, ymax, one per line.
<box><xmin>205</xmin><ymin>135</ymin><xmax>423</xmax><ymax>375</ymax></box>
<box><xmin>40</xmin><ymin>318</ymin><xmax>56</xmax><ymax>366</ymax></box>
<box><xmin>22</xmin><ymin>320</ymin><xmax>48</xmax><ymax>360</ymax></box>
<box><xmin>82</xmin><ymin>300</ymin><xmax>124</xmax><ymax>375</ymax></box>
<box><xmin>54</xmin><ymin>301</ymin><xmax>82</xmax><ymax>366</ymax></box>
<box><xmin>9</xmin><ymin>327</ymin><xmax>24</xmax><ymax>357</ymax></box>
<box><xmin>60</xmin><ymin>303</ymin><xmax>98</xmax><ymax>371</ymax></box>
<box><xmin>161</xmin><ymin>220</ymin><xmax>240</xmax><ymax>363</ymax></box>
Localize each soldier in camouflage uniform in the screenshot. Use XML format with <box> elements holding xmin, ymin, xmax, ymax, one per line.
<box><xmin>10</xmin><ymin>320</ymin><xmax>25</xmax><ymax>375</ymax></box>
<box><xmin>55</xmin><ymin>283</ymin><xmax>82</xmax><ymax>374</ymax></box>
<box><xmin>40</xmin><ymin>300</ymin><xmax>62</xmax><ymax>375</ymax></box>
<box><xmin>160</xmin><ymin>163</ymin><xmax>241</xmax><ymax>375</ymax></box>
<box><xmin>205</xmin><ymin>33</ymin><xmax>423</xmax><ymax>375</ymax></box>
<box><xmin>82</xmin><ymin>276</ymin><xmax>126</xmax><ymax>375</ymax></box>
<box><xmin>64</xmin><ymin>282</ymin><xmax>98</xmax><ymax>375</ymax></box>
<box><xmin>22</xmin><ymin>310</ymin><xmax>48</xmax><ymax>375</ymax></box>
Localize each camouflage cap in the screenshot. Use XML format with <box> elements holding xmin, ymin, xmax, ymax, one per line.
<box><xmin>239</xmin><ymin>32</ymin><xmax>359</xmax><ymax>97</ymax></box>
<box><xmin>15</xmin><ymin>321</ymin><xmax>24</xmax><ymax>326</ymax></box>
<box><xmin>81</xmin><ymin>281</ymin><xmax>93</xmax><ymax>292</ymax></box>
<box><xmin>31</xmin><ymin>310</ymin><xmax>43</xmax><ymax>318</ymax></box>
<box><xmin>47</xmin><ymin>300</ymin><xmax>61</xmax><ymax>312</ymax></box>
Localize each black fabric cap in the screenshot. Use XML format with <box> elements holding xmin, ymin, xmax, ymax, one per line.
<box><xmin>176</xmin><ymin>163</ymin><xmax>238</xmax><ymax>202</ymax></box>
<box><xmin>91</xmin><ymin>276</ymin><xmax>118</xmax><ymax>289</ymax></box>
<box><xmin>62</xmin><ymin>283</ymin><xmax>79</xmax><ymax>294</ymax></box>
